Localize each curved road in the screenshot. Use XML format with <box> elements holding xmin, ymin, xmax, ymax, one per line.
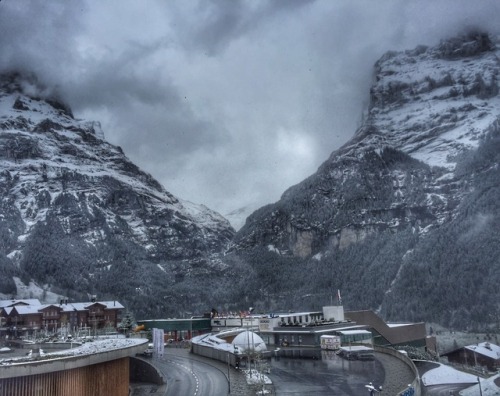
<box><xmin>154</xmin><ymin>351</ymin><xmax>229</xmax><ymax>396</ymax></box>
<box><xmin>133</xmin><ymin>348</ymin><xmax>412</xmax><ymax>395</ymax></box>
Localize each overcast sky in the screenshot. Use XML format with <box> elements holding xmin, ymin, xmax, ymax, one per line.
<box><xmin>1</xmin><ymin>1</ymin><xmax>499</xmax><ymax>228</ymax></box>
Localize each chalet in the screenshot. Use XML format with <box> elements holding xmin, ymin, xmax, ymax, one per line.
<box><xmin>0</xmin><ymin>299</ymin><xmax>124</xmax><ymax>338</ymax></box>
<box><xmin>442</xmin><ymin>342</ymin><xmax>500</xmax><ymax>372</ymax></box>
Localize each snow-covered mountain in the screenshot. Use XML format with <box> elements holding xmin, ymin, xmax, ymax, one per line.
<box><xmin>0</xmin><ymin>71</ymin><xmax>234</xmax><ymax>316</ymax></box>
<box><xmin>231</xmin><ymin>32</ymin><xmax>500</xmax><ymax>329</ymax></box>
<box><xmin>364</xmin><ymin>33</ymin><xmax>499</xmax><ymax>168</ymax></box>
<box><xmin>1</xmin><ymin>33</ymin><xmax>499</xmax><ymax>329</ymax></box>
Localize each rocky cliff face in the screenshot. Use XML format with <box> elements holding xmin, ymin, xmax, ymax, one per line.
<box><xmin>0</xmin><ymin>71</ymin><xmax>234</xmax><ymax>317</ymax></box>
<box><xmin>234</xmin><ymin>33</ymin><xmax>500</xmax><ymax>255</ymax></box>
<box><xmin>1</xmin><ymin>33</ymin><xmax>499</xmax><ymax>329</ymax></box>
<box><xmin>231</xmin><ymin>33</ymin><xmax>500</xmax><ymax>329</ymax></box>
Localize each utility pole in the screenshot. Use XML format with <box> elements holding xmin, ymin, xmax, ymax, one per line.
<box><xmin>227</xmin><ymin>351</ymin><xmax>231</xmax><ymax>394</ymax></box>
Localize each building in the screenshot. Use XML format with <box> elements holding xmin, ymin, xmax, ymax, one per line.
<box><xmin>442</xmin><ymin>342</ymin><xmax>500</xmax><ymax>372</ymax></box>
<box><xmin>0</xmin><ymin>299</ymin><xmax>124</xmax><ymax>338</ymax></box>
<box><xmin>206</xmin><ymin>305</ymin><xmax>432</xmax><ymax>353</ymax></box>
<box><xmin>137</xmin><ymin>318</ymin><xmax>212</xmax><ymax>341</ymax></box>
<box><xmin>344</xmin><ymin>310</ymin><xmax>434</xmax><ymax>351</ymax></box>
<box><xmin>0</xmin><ymin>338</ymin><xmax>148</xmax><ymax>396</ymax></box>
<box><xmin>191</xmin><ymin>328</ymin><xmax>269</xmax><ymax>368</ymax></box>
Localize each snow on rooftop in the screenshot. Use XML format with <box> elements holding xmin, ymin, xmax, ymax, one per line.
<box><xmin>0</xmin><ymin>338</ymin><xmax>147</xmax><ymax>366</ymax></box>
<box><xmin>459</xmin><ymin>373</ymin><xmax>500</xmax><ymax>396</ymax></box>
<box><xmin>337</xmin><ymin>329</ymin><xmax>372</xmax><ymax>335</ymax></box>
<box><xmin>465</xmin><ymin>342</ymin><xmax>500</xmax><ymax>360</ymax></box>
<box><xmin>192</xmin><ymin>330</ymin><xmax>267</xmax><ymax>354</ymax></box>
<box><xmin>421</xmin><ymin>362</ymin><xmax>478</xmax><ymax>386</ymax></box>
<box><xmin>51</xmin><ymin>338</ymin><xmax>146</xmax><ymax>357</ymax></box>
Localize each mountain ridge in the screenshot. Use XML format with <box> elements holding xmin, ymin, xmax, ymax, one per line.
<box><xmin>0</xmin><ymin>70</ymin><xmax>235</xmax><ymax>317</ymax></box>
<box><xmin>1</xmin><ymin>33</ymin><xmax>499</xmax><ymax>329</ymax></box>
<box><xmin>229</xmin><ymin>32</ymin><xmax>500</xmax><ymax>329</ymax></box>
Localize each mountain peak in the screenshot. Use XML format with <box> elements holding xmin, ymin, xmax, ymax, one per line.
<box><xmin>0</xmin><ymin>73</ymin><xmax>234</xmax><ymax>317</ymax></box>
<box><xmin>231</xmin><ymin>33</ymin><xmax>500</xmax><ymax>329</ymax></box>
<box><xmin>435</xmin><ymin>31</ymin><xmax>495</xmax><ymax>59</ymax></box>
<box><xmin>363</xmin><ymin>31</ymin><xmax>500</xmax><ymax>170</ymax></box>
<box><xmin>0</xmin><ymin>70</ymin><xmax>73</xmax><ymax>119</ymax></box>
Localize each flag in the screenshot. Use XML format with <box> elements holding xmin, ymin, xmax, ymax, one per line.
<box><xmin>337</xmin><ymin>289</ymin><xmax>342</xmax><ymax>304</ymax></box>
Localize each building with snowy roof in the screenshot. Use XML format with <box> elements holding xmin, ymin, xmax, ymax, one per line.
<box><xmin>191</xmin><ymin>328</ymin><xmax>269</xmax><ymax>367</ymax></box>
<box><xmin>0</xmin><ymin>338</ymin><xmax>148</xmax><ymax>396</ymax></box>
<box><xmin>0</xmin><ymin>299</ymin><xmax>41</xmax><ymax>309</ymax></box>
<box><xmin>0</xmin><ymin>299</ymin><xmax>124</xmax><ymax>338</ymax></box>
<box><xmin>442</xmin><ymin>341</ymin><xmax>500</xmax><ymax>372</ymax></box>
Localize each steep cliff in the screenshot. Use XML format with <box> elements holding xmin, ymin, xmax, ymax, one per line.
<box><xmin>0</xmin><ymin>71</ymin><xmax>235</xmax><ymax>317</ymax></box>
<box><xmin>231</xmin><ymin>33</ymin><xmax>500</xmax><ymax>329</ymax></box>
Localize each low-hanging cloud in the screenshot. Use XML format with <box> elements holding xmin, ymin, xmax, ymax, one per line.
<box><xmin>1</xmin><ymin>0</ymin><xmax>499</xmax><ymax>228</ymax></box>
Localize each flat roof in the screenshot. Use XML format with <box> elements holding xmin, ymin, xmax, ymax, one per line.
<box><xmin>340</xmin><ymin>345</ymin><xmax>373</xmax><ymax>352</ymax></box>
<box><xmin>139</xmin><ymin>318</ymin><xmax>209</xmax><ymax>322</ymax></box>
<box><xmin>268</xmin><ymin>311</ymin><xmax>322</xmax><ymax>318</ymax></box>
<box><xmin>137</xmin><ymin>318</ymin><xmax>212</xmax><ymax>332</ymax></box>
<box><xmin>337</xmin><ymin>330</ymin><xmax>372</xmax><ymax>335</ymax></box>
<box><xmin>271</xmin><ymin>325</ymin><xmax>366</xmax><ymax>335</ymax></box>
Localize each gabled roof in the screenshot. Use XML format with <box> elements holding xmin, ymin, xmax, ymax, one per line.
<box><xmin>465</xmin><ymin>342</ymin><xmax>500</xmax><ymax>360</ymax></box>
<box><xmin>2</xmin><ymin>307</ymin><xmax>14</xmax><ymax>315</ymax></box>
<box><xmin>12</xmin><ymin>305</ymin><xmax>43</xmax><ymax>315</ymax></box>
<box><xmin>0</xmin><ymin>299</ymin><xmax>124</xmax><ymax>316</ymax></box>
<box><xmin>39</xmin><ymin>304</ymin><xmax>64</xmax><ymax>312</ymax></box>
<box><xmin>61</xmin><ymin>301</ymin><xmax>124</xmax><ymax>311</ymax></box>
<box><xmin>98</xmin><ymin>301</ymin><xmax>124</xmax><ymax>310</ymax></box>
<box><xmin>0</xmin><ymin>299</ymin><xmax>41</xmax><ymax>308</ymax></box>
<box><xmin>84</xmin><ymin>302</ymin><xmax>108</xmax><ymax>309</ymax></box>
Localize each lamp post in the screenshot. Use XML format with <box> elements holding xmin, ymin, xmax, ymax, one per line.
<box><xmin>249</xmin><ymin>307</ymin><xmax>255</xmax><ymax>370</ymax></box>
<box><xmin>227</xmin><ymin>351</ymin><xmax>231</xmax><ymax>394</ymax></box>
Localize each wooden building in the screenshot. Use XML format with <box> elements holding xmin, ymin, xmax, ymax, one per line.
<box><xmin>0</xmin><ymin>299</ymin><xmax>124</xmax><ymax>338</ymax></box>
<box><xmin>443</xmin><ymin>342</ymin><xmax>500</xmax><ymax>372</ymax></box>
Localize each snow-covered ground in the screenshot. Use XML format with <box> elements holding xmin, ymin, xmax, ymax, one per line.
<box><xmin>421</xmin><ymin>363</ymin><xmax>478</xmax><ymax>386</ymax></box>
<box><xmin>0</xmin><ymin>277</ymin><xmax>64</xmax><ymax>303</ymax></box>
<box><xmin>459</xmin><ymin>374</ymin><xmax>500</xmax><ymax>396</ymax></box>
<box><xmin>420</xmin><ymin>363</ymin><xmax>500</xmax><ymax>395</ymax></box>
<box><xmin>243</xmin><ymin>368</ymin><xmax>273</xmax><ymax>395</ymax></box>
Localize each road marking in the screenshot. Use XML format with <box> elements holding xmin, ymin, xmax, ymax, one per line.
<box><xmin>166</xmin><ymin>359</ymin><xmax>200</xmax><ymax>395</ymax></box>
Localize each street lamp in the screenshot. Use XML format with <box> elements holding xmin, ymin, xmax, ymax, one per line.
<box><xmin>249</xmin><ymin>307</ymin><xmax>255</xmax><ymax>370</ymax></box>
<box><xmin>227</xmin><ymin>351</ymin><xmax>231</xmax><ymax>394</ymax></box>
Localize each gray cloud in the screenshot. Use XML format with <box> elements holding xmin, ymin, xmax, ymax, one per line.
<box><xmin>1</xmin><ymin>0</ymin><xmax>500</xmax><ymax>228</ymax></box>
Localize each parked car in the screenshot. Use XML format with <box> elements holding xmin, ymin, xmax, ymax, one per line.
<box><xmin>141</xmin><ymin>348</ymin><xmax>153</xmax><ymax>358</ymax></box>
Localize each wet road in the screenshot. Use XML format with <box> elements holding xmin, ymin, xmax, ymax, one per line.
<box><xmin>158</xmin><ymin>353</ymin><xmax>229</xmax><ymax>396</ymax></box>
<box><xmin>132</xmin><ymin>347</ymin><xmax>413</xmax><ymax>395</ymax></box>
<box><xmin>268</xmin><ymin>351</ymin><xmax>385</xmax><ymax>395</ymax></box>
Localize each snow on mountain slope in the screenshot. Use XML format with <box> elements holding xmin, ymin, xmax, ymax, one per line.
<box><xmin>0</xmin><ymin>71</ymin><xmax>234</xmax><ymax>267</ymax></box>
<box><xmin>356</xmin><ymin>33</ymin><xmax>500</xmax><ymax>169</ymax></box>
<box><xmin>229</xmin><ymin>33</ymin><xmax>500</xmax><ymax>329</ymax></box>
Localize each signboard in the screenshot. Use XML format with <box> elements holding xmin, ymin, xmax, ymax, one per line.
<box><xmin>153</xmin><ymin>328</ymin><xmax>164</xmax><ymax>357</ymax></box>
<box><xmin>320</xmin><ymin>335</ymin><xmax>341</xmax><ymax>350</ymax></box>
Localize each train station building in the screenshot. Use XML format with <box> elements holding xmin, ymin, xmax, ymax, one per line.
<box><xmin>137</xmin><ymin>304</ymin><xmax>435</xmax><ymax>355</ymax></box>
